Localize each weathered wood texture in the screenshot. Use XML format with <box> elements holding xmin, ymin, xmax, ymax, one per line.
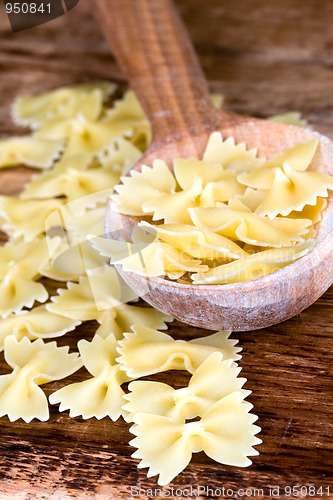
<box><xmin>0</xmin><ymin>0</ymin><xmax>332</xmax><ymax>499</ymax></box>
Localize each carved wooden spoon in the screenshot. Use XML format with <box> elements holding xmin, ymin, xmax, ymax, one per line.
<box><xmin>95</xmin><ymin>0</ymin><xmax>333</xmax><ymax>331</ymax></box>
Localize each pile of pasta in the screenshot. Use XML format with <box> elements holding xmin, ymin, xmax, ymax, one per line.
<box><xmin>106</xmin><ymin>132</ymin><xmax>333</xmax><ymax>284</ymax></box>
<box><xmin>0</xmin><ymin>82</ymin><xmax>313</xmax><ymax>484</ymax></box>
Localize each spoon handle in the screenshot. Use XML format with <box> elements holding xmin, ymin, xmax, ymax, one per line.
<box><xmin>95</xmin><ymin>0</ymin><xmax>222</xmax><ymax>143</ymax></box>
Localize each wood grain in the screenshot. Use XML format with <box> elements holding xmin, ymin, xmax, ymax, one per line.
<box><xmin>0</xmin><ymin>0</ymin><xmax>332</xmax><ymax>498</ymax></box>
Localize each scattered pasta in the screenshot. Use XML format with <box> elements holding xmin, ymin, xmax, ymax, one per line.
<box><xmin>49</xmin><ymin>333</ymin><xmax>130</xmax><ymax>420</ymax></box>
<box><xmin>0</xmin><ymin>135</ymin><xmax>65</xmax><ymax>169</ymax></box>
<box><xmin>108</xmin><ymin>132</ymin><xmax>332</xmax><ymax>284</ymax></box>
<box><xmin>0</xmin><ymin>196</ymin><xmax>64</xmax><ymax>242</ymax></box>
<box><xmin>2</xmin><ymin>82</ymin><xmax>318</xmax><ymax>483</ymax></box>
<box><xmin>46</xmin><ymin>266</ymin><xmax>171</xmax><ymax>339</ymax></box>
<box><xmin>0</xmin><ymin>337</ymin><xmax>82</xmax><ymax>422</ymax></box>
<box><xmin>0</xmin><ymin>237</ymin><xmax>59</xmax><ymax>317</ymax></box>
<box><xmin>130</xmin><ymin>395</ymin><xmax>261</xmax><ymax>486</ymax></box>
<box><xmin>123</xmin><ymin>351</ymin><xmax>250</xmax><ymax>422</ymax></box>
<box><xmin>127</xmin><ymin>353</ymin><xmax>261</xmax><ymax>485</ymax></box>
<box><xmin>12</xmin><ymin>82</ymin><xmax>116</xmax><ymax>129</ymax></box>
<box><xmin>116</xmin><ymin>326</ymin><xmax>241</xmax><ymax>378</ymax></box>
<box><xmin>0</xmin><ymin>305</ymin><xmax>81</xmax><ymax>350</ymax></box>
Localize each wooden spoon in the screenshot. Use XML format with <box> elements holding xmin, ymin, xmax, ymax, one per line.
<box><xmin>95</xmin><ymin>0</ymin><xmax>333</xmax><ymax>331</ymax></box>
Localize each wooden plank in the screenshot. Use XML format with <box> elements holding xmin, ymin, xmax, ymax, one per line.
<box><xmin>0</xmin><ymin>0</ymin><xmax>332</xmax><ymax>498</ymax></box>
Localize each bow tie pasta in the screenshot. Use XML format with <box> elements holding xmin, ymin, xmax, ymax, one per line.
<box><xmin>2</xmin><ymin>81</ymin><xmax>321</xmax><ymax>484</ymax></box>
<box><xmin>109</xmin><ymin>131</ymin><xmax>332</xmax><ymax>284</ymax></box>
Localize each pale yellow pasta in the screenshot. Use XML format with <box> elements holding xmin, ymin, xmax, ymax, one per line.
<box><xmin>20</xmin><ymin>155</ymin><xmax>92</xmax><ymax>199</ymax></box>
<box><xmin>42</xmin><ymin>197</ymin><xmax>120</xmax><ymax>279</ymax></box>
<box><xmin>238</xmin><ymin>139</ymin><xmax>333</xmax><ymax>217</ymax></box>
<box><xmin>116</xmin><ymin>326</ymin><xmax>241</xmax><ymax>378</ymax></box>
<box><xmin>143</xmin><ymin>179</ymin><xmax>203</xmax><ymax>224</ymax></box>
<box><xmin>202</xmin><ymin>132</ymin><xmax>264</xmax><ymax>172</ymax></box>
<box><xmin>39</xmin><ymin>238</ymin><xmax>90</xmax><ymax>282</ymax></box>
<box><xmin>289</xmin><ymin>198</ymin><xmax>327</xmax><ymax>225</ymax></box>
<box><xmin>129</xmin><ymin>392</ymin><xmax>261</xmax><ymax>485</ymax></box>
<box><xmin>234</xmin><ymin>187</ymin><xmax>267</xmax><ymax>212</ymax></box>
<box><xmin>104</xmin><ymin>90</ymin><xmax>151</xmax><ymax>147</ymax></box>
<box><xmin>190</xmin><ymin>200</ymin><xmax>312</xmax><ymax>247</ymax></box>
<box><xmin>0</xmin><ymin>305</ymin><xmax>81</xmax><ymax>351</ymax></box>
<box><xmin>46</xmin><ymin>266</ymin><xmax>137</xmax><ymax>322</ymax></box>
<box><xmin>123</xmin><ymin>352</ymin><xmax>250</xmax><ymax>423</ymax></box>
<box><xmin>140</xmin><ymin>221</ymin><xmax>247</xmax><ymax>260</ymax></box>
<box><xmin>111</xmin><ymin>131</ymin><xmax>333</xmax><ymax>284</ymax></box>
<box><xmin>106</xmin><ymin>90</ymin><xmax>146</xmax><ymax>122</ymax></box>
<box><xmin>98</xmin><ymin>138</ymin><xmax>142</xmax><ymax>176</ymax></box>
<box><xmin>49</xmin><ymin>333</ymin><xmax>130</xmax><ymax>421</ymax></box>
<box><xmin>95</xmin><ymin>305</ymin><xmax>172</xmax><ymax>341</ymax></box>
<box><xmin>0</xmin><ymin>196</ymin><xmax>64</xmax><ymax>242</ymax></box>
<box><xmin>173</xmin><ymin>157</ymin><xmax>240</xmax><ymax>193</ymax></box>
<box><xmin>52</xmin><ymin>240</ymin><xmax>109</xmax><ymax>279</ymax></box>
<box><xmin>268</xmin><ymin>111</ymin><xmax>309</xmax><ymax>128</ymax></box>
<box><xmin>21</xmin><ymin>157</ymin><xmax>120</xmax><ymax>204</ymax></box>
<box><xmin>90</xmin><ymin>233</ymin><xmax>208</xmax><ymax>278</ymax></box>
<box><xmin>56</xmin><ymin>206</ymin><xmax>105</xmax><ymax>242</ymax></box>
<box><xmin>35</xmin><ymin>115</ymin><xmax>132</xmax><ymax>163</ymax></box>
<box><xmin>210</xmin><ymin>93</ymin><xmax>224</xmax><ymax>109</ymax></box>
<box><xmin>234</xmin><ymin>191</ymin><xmax>327</xmax><ymax>235</ymax></box>
<box><xmin>139</xmin><ymin>155</ymin><xmax>247</xmax><ymax>223</ymax></box>
<box><xmin>253</xmin><ymin>165</ymin><xmax>333</xmax><ymax>218</ymax></box>
<box><xmin>0</xmin><ymin>337</ymin><xmax>82</xmax><ymax>422</ymax></box>
<box><xmin>12</xmin><ymin>82</ymin><xmax>116</xmax><ymax>129</ymax></box>
<box><xmin>0</xmin><ymin>238</ymin><xmax>59</xmax><ymax>317</ymax></box>
<box><xmin>0</xmin><ymin>135</ymin><xmax>65</xmax><ymax>169</ymax></box>
<box><xmin>44</xmin><ymin>244</ymin><xmax>171</xmax><ymax>336</ymax></box>
<box><xmin>105</xmin><ymin>90</ymin><xmax>223</xmax><ymax>152</ymax></box>
<box><xmin>191</xmin><ymin>240</ymin><xmax>314</xmax><ymax>284</ymax></box>
<box><xmin>112</xmin><ymin>159</ymin><xmax>176</xmax><ymax>216</ymax></box>
<box><xmin>261</xmin><ymin>139</ymin><xmax>318</xmax><ymax>173</ymax></box>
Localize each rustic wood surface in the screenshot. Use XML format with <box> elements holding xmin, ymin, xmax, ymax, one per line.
<box><xmin>0</xmin><ymin>0</ymin><xmax>332</xmax><ymax>499</ymax></box>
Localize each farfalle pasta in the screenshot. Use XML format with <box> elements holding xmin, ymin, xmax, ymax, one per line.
<box><xmin>0</xmin><ymin>337</ymin><xmax>82</xmax><ymax>422</ymax></box>
<box><xmin>238</xmin><ymin>139</ymin><xmax>333</xmax><ymax>218</ymax></box>
<box><xmin>0</xmin><ymin>135</ymin><xmax>65</xmax><ymax>169</ymax></box>
<box><xmin>49</xmin><ymin>333</ymin><xmax>130</xmax><ymax>420</ymax></box>
<box><xmin>97</xmin><ymin>138</ymin><xmax>142</xmax><ymax>176</ymax></box>
<box><xmin>191</xmin><ymin>240</ymin><xmax>314</xmax><ymax>284</ymax></box>
<box><xmin>140</xmin><ymin>221</ymin><xmax>247</xmax><ymax>260</ymax></box>
<box><xmin>129</xmin><ymin>394</ymin><xmax>261</xmax><ymax>486</ymax></box>
<box><xmin>116</xmin><ymin>326</ymin><xmax>241</xmax><ymax>378</ymax></box>
<box><xmin>21</xmin><ymin>156</ymin><xmax>121</xmax><ymax>203</ymax></box>
<box><xmin>95</xmin><ymin>304</ymin><xmax>173</xmax><ymax>341</ymax></box>
<box><xmin>113</xmin><ymin>159</ymin><xmax>176</xmax><ymax>216</ymax></box>
<box><xmin>202</xmin><ymin>132</ymin><xmax>264</xmax><ymax>171</ymax></box>
<box><xmin>0</xmin><ymin>196</ymin><xmax>64</xmax><ymax>242</ymax></box>
<box><xmin>109</xmin><ymin>132</ymin><xmax>333</xmax><ymax>284</ymax></box>
<box><xmin>46</xmin><ymin>266</ymin><xmax>138</xmax><ymax>322</ymax></box>
<box><xmin>268</xmin><ymin>111</ymin><xmax>309</xmax><ymax>128</ymax></box>
<box><xmin>3</xmin><ymin>82</ymin><xmax>318</xmax><ymax>482</ymax></box>
<box><xmin>189</xmin><ymin>200</ymin><xmax>311</xmax><ymax>247</ymax></box>
<box><xmin>126</xmin><ymin>352</ymin><xmax>260</xmax><ymax>485</ymax></box>
<box><xmin>105</xmin><ymin>90</ymin><xmax>151</xmax><ymax>148</ymax></box>
<box><xmin>123</xmin><ymin>352</ymin><xmax>250</xmax><ymax>423</ymax></box>
<box><xmin>0</xmin><ymin>305</ymin><xmax>80</xmax><ymax>350</ymax></box>
<box><xmin>91</xmin><ymin>233</ymin><xmax>208</xmax><ymax>279</ymax></box>
<box><xmin>0</xmin><ymin>237</ymin><xmax>59</xmax><ymax>317</ymax></box>
<box><xmin>35</xmin><ymin>115</ymin><xmax>132</xmax><ymax>162</ymax></box>
<box><xmin>12</xmin><ymin>81</ymin><xmax>116</xmax><ymax>128</ymax></box>
<box><xmin>46</xmin><ymin>266</ymin><xmax>172</xmax><ymax>339</ymax></box>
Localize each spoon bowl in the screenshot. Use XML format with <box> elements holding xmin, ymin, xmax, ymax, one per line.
<box><xmin>96</xmin><ymin>0</ymin><xmax>333</xmax><ymax>330</ymax></box>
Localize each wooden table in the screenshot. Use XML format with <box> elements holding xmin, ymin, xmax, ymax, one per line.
<box><xmin>0</xmin><ymin>1</ymin><xmax>332</xmax><ymax>498</ymax></box>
